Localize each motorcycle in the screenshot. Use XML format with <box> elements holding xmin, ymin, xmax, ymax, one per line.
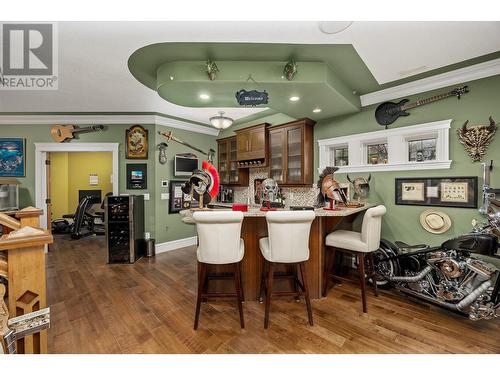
<box><xmin>373</xmin><ymin>212</ymin><xmax>500</xmax><ymax>321</ymax></box>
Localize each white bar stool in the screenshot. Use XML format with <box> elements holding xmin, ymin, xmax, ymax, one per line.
<box><xmin>192</xmin><ymin>211</ymin><xmax>245</xmax><ymax>330</ymax></box>
<box><xmin>323</xmin><ymin>205</ymin><xmax>387</xmax><ymax>313</ymax></box>
<box><xmin>258</xmin><ymin>211</ymin><xmax>316</xmax><ymax>329</ymax></box>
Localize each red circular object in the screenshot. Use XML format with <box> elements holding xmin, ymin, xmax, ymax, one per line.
<box><xmin>202</xmin><ymin>160</ymin><xmax>219</xmax><ymax>199</ymax></box>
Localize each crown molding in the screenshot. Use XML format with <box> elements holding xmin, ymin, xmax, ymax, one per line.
<box><xmin>360</xmin><ymin>58</ymin><xmax>500</xmax><ymax>107</ymax></box>
<box><xmin>0</xmin><ymin>114</ymin><xmax>219</xmax><ymax>136</ymax></box>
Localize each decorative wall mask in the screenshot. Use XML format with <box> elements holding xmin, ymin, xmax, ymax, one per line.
<box><xmin>283</xmin><ymin>57</ymin><xmax>298</xmax><ymax>81</ymax></box>
<box><xmin>457</xmin><ymin>116</ymin><xmax>497</xmax><ymax>162</ymax></box>
<box><xmin>158</xmin><ymin>142</ymin><xmax>168</xmax><ymax>165</ymax></box>
<box><xmin>347</xmin><ymin>174</ymin><xmax>371</xmax><ymax>202</ymax></box>
<box><xmin>206</xmin><ymin>60</ymin><xmax>219</xmax><ymax>81</ymax></box>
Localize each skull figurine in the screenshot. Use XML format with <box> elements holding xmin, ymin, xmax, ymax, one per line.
<box><xmin>261</xmin><ymin>178</ymin><xmax>279</xmax><ymax>203</ymax></box>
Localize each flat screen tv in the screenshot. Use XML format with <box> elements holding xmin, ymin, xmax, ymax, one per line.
<box><xmin>174</xmin><ymin>154</ymin><xmax>198</xmax><ymax>176</ymax></box>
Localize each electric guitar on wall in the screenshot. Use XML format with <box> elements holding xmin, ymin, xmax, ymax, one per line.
<box><xmin>375</xmin><ymin>86</ymin><xmax>469</xmax><ymax>128</ymax></box>
<box><xmin>50</xmin><ymin>124</ymin><xmax>105</xmax><ymax>143</ymax></box>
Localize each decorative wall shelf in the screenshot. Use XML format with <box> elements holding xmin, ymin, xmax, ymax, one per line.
<box><xmin>317</xmin><ymin>119</ymin><xmax>452</xmax><ymax>174</ymax></box>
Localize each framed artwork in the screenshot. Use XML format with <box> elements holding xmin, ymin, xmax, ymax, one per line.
<box><xmin>126</xmin><ymin>163</ymin><xmax>147</xmax><ymax>189</ymax></box>
<box><xmin>126</xmin><ymin>125</ymin><xmax>148</xmax><ymax>159</ymax></box>
<box><xmin>0</xmin><ymin>138</ymin><xmax>26</xmax><ymax>177</ymax></box>
<box><xmin>395</xmin><ymin>176</ymin><xmax>477</xmax><ymax>208</ymax></box>
<box><xmin>169</xmin><ymin>180</ymin><xmax>198</xmax><ymax>213</ymax></box>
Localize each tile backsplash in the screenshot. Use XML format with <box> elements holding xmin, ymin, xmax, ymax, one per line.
<box><xmin>233</xmin><ymin>168</ymin><xmax>320</xmax><ymax>207</ymax></box>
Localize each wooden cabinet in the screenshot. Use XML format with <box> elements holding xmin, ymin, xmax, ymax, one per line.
<box><xmin>268</xmin><ymin>118</ymin><xmax>315</xmax><ymax>186</ymax></box>
<box><xmin>235</xmin><ymin>123</ymin><xmax>269</xmax><ymax>166</ymax></box>
<box><xmin>217</xmin><ymin>136</ymin><xmax>249</xmax><ymax>186</ymax></box>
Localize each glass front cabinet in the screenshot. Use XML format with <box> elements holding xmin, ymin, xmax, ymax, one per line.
<box><xmin>268</xmin><ymin>118</ymin><xmax>315</xmax><ymax>186</ymax></box>
<box><xmin>217</xmin><ymin>136</ymin><xmax>249</xmax><ymax>186</ymax></box>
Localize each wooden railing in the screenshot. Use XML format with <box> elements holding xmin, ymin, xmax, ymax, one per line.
<box><xmin>0</xmin><ymin>207</ymin><xmax>53</xmax><ymax>354</ymax></box>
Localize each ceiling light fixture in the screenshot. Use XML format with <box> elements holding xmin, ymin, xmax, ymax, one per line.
<box><xmin>209</xmin><ymin>111</ymin><xmax>234</xmax><ymax>129</ymax></box>
<box><xmin>289</xmin><ymin>96</ymin><xmax>300</xmax><ymax>102</ymax></box>
<box><xmin>199</xmin><ymin>93</ymin><xmax>210</xmax><ymax>100</ymax></box>
<box><xmin>313</xmin><ymin>108</ymin><xmax>322</xmax><ymax>113</ymax></box>
<box><xmin>318</xmin><ymin>21</ymin><xmax>353</xmax><ymax>34</ymax></box>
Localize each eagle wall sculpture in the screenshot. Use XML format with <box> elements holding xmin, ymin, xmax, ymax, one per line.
<box><xmin>457</xmin><ymin>116</ymin><xmax>497</xmax><ymax>162</ymax></box>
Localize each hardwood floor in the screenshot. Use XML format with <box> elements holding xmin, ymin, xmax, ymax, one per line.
<box><xmin>46</xmin><ymin>236</ymin><xmax>500</xmax><ymax>354</ymax></box>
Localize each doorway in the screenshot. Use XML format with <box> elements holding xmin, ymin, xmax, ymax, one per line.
<box><xmin>34</xmin><ymin>143</ymin><xmax>119</xmax><ymax>233</ymax></box>
<box><xmin>47</xmin><ymin>151</ymin><xmax>114</xmax><ymax>238</ymax></box>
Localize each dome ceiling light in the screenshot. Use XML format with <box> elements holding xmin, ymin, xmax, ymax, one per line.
<box><xmin>318</xmin><ymin>21</ymin><xmax>353</xmax><ymax>34</ymax></box>
<box><xmin>210</xmin><ymin>111</ymin><xmax>234</xmax><ymax>129</ymax></box>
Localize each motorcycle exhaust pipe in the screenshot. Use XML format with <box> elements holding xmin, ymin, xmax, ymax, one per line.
<box><xmin>397</xmin><ymin>280</ymin><xmax>492</xmax><ymax>312</ymax></box>
<box><xmin>386</xmin><ymin>266</ymin><xmax>433</xmax><ymax>283</ymax></box>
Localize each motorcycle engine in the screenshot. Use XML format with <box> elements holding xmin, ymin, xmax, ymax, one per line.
<box><xmin>427</xmin><ymin>250</ymin><xmax>484</xmax><ymax>302</ymax></box>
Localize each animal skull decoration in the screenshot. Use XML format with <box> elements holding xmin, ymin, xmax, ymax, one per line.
<box><xmin>347</xmin><ymin>174</ymin><xmax>371</xmax><ymax>202</ymax></box>
<box><xmin>457</xmin><ymin>116</ymin><xmax>497</xmax><ymax>162</ymax></box>
<box><xmin>261</xmin><ymin>178</ymin><xmax>279</xmax><ymax>203</ymax></box>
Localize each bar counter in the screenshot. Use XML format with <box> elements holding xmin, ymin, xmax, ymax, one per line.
<box><xmin>182</xmin><ymin>204</ymin><xmax>374</xmax><ymax>300</ymax></box>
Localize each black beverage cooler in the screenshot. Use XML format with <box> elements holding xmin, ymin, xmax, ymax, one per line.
<box><xmin>105</xmin><ymin>195</ymin><xmax>145</xmax><ymax>263</ymax></box>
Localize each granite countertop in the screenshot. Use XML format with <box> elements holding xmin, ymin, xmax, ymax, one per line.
<box><xmin>180</xmin><ymin>203</ymin><xmax>375</xmax><ymax>223</ymax></box>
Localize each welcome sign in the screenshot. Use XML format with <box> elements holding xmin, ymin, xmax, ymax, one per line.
<box><xmin>235</xmin><ymin>89</ymin><xmax>269</xmax><ymax>106</ymax></box>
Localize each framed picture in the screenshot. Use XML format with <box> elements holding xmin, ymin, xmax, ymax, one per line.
<box><xmin>126</xmin><ymin>125</ymin><xmax>148</xmax><ymax>159</ymax></box>
<box><xmin>395</xmin><ymin>176</ymin><xmax>477</xmax><ymax>208</ymax></box>
<box><xmin>126</xmin><ymin>163</ymin><xmax>147</xmax><ymax>189</ymax></box>
<box><xmin>169</xmin><ymin>180</ymin><xmax>198</xmax><ymax>213</ymax></box>
<box><xmin>0</xmin><ymin>138</ymin><xmax>26</xmax><ymax>177</ymax></box>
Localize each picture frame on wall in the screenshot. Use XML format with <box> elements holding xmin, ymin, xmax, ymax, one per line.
<box><xmin>126</xmin><ymin>163</ymin><xmax>147</xmax><ymax>190</ymax></box>
<box><xmin>395</xmin><ymin>176</ymin><xmax>478</xmax><ymax>208</ymax></box>
<box><xmin>0</xmin><ymin>138</ymin><xmax>26</xmax><ymax>177</ymax></box>
<box><xmin>126</xmin><ymin>125</ymin><xmax>148</xmax><ymax>159</ymax></box>
<box><xmin>169</xmin><ymin>180</ymin><xmax>198</xmax><ymax>213</ymax></box>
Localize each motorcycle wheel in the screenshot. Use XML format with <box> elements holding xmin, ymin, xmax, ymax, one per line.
<box><xmin>368</xmin><ymin>240</ymin><xmax>401</xmax><ymax>289</ymax></box>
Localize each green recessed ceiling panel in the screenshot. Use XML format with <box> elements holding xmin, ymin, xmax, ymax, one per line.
<box><xmin>128</xmin><ymin>43</ymin><xmax>379</xmax><ymax>120</ymax></box>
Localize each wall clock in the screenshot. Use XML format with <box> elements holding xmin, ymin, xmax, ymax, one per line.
<box><xmin>126</xmin><ymin>125</ymin><xmax>148</xmax><ymax>159</ymax></box>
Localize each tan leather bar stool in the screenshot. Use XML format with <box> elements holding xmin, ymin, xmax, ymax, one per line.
<box><xmin>192</xmin><ymin>211</ymin><xmax>245</xmax><ymax>330</ymax></box>
<box><xmin>258</xmin><ymin>211</ymin><xmax>316</xmax><ymax>329</ymax></box>
<box><xmin>323</xmin><ymin>205</ymin><xmax>387</xmax><ymax>313</ymax></box>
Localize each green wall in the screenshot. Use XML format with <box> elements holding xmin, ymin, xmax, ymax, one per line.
<box><xmin>154</xmin><ymin>124</ymin><xmax>218</xmax><ymax>243</ymax></box>
<box><xmin>0</xmin><ymin>122</ymin><xmax>217</xmax><ymax>244</ymax></box>
<box><xmin>315</xmin><ymin>74</ymin><xmax>500</xmax><ymax>246</ymax></box>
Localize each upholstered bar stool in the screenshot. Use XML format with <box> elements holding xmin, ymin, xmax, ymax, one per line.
<box><xmin>192</xmin><ymin>211</ymin><xmax>245</xmax><ymax>330</ymax></box>
<box><xmin>322</xmin><ymin>205</ymin><xmax>387</xmax><ymax>313</ymax></box>
<box><xmin>258</xmin><ymin>211</ymin><xmax>316</xmax><ymax>329</ymax></box>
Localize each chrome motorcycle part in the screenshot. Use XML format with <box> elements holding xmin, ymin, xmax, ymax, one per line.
<box><xmin>437</xmin><ymin>258</ymin><xmax>463</xmax><ymax>279</ymax></box>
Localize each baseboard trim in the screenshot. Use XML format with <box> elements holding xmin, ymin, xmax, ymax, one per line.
<box><xmin>155</xmin><ymin>236</ymin><xmax>198</xmax><ymax>255</ymax></box>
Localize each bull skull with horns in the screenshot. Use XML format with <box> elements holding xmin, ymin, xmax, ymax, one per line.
<box><xmin>347</xmin><ymin>174</ymin><xmax>371</xmax><ymax>203</ymax></box>
<box><xmin>457</xmin><ymin>116</ymin><xmax>497</xmax><ymax>162</ymax></box>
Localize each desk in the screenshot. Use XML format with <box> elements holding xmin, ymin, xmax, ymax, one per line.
<box><xmin>184</xmin><ymin>205</ymin><xmax>374</xmax><ymax>300</ymax></box>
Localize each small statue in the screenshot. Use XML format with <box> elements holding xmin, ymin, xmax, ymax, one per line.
<box><xmin>206</xmin><ymin>60</ymin><xmax>219</xmax><ymax>81</ymax></box>
<box><xmin>457</xmin><ymin>116</ymin><xmax>497</xmax><ymax>162</ymax></box>
<box><xmin>261</xmin><ymin>178</ymin><xmax>279</xmax><ymax>206</ymax></box>
<box><xmin>283</xmin><ymin>57</ymin><xmax>298</xmax><ymax>81</ymax></box>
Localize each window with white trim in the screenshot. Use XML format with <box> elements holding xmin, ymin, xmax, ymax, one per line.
<box><xmin>318</xmin><ymin>119</ymin><xmax>452</xmax><ymax>173</ymax></box>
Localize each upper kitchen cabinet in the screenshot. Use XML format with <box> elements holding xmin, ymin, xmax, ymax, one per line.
<box><xmin>235</xmin><ymin>123</ymin><xmax>270</xmax><ymax>167</ymax></box>
<box><xmin>268</xmin><ymin>118</ymin><xmax>315</xmax><ymax>186</ymax></box>
<box><xmin>217</xmin><ymin>136</ymin><xmax>249</xmax><ymax>186</ymax></box>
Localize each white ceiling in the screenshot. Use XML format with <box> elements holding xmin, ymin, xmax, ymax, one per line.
<box><xmin>0</xmin><ymin>21</ymin><xmax>499</xmax><ymax>125</ymax></box>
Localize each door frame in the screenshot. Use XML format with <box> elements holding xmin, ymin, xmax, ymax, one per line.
<box><xmin>35</xmin><ymin>142</ymin><xmax>119</xmax><ymax>230</ymax></box>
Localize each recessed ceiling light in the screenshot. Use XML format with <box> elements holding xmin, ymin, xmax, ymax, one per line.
<box><xmin>318</xmin><ymin>21</ymin><xmax>353</xmax><ymax>34</ymax></box>
<box><xmin>199</xmin><ymin>93</ymin><xmax>210</xmax><ymax>100</ymax></box>
<box><xmin>289</xmin><ymin>96</ymin><xmax>300</xmax><ymax>102</ymax></box>
<box><xmin>313</xmin><ymin>108</ymin><xmax>322</xmax><ymax>113</ymax></box>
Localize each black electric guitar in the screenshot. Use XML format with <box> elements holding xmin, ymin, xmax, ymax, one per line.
<box><xmin>375</xmin><ymin>86</ymin><xmax>469</xmax><ymax>127</ymax></box>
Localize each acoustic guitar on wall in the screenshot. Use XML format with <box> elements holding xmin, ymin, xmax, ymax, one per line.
<box><xmin>51</xmin><ymin>124</ymin><xmax>105</xmax><ymax>143</ymax></box>
<box><xmin>375</xmin><ymin>85</ymin><xmax>469</xmax><ymax>128</ymax></box>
